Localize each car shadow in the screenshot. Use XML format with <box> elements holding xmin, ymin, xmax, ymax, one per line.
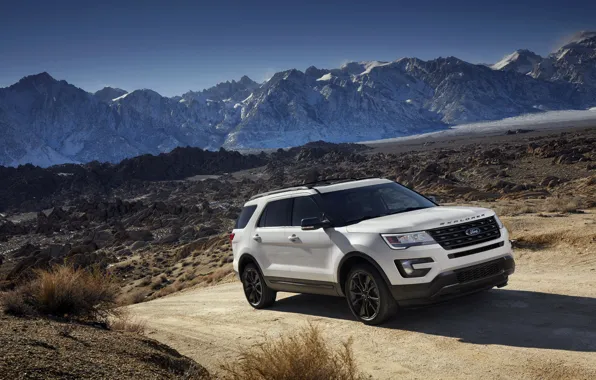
<box><xmin>269</xmin><ymin>289</ymin><xmax>596</xmax><ymax>352</ymax></box>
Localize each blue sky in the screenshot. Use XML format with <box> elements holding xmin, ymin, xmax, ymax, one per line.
<box><xmin>1</xmin><ymin>0</ymin><xmax>594</xmax><ymax>96</ymax></box>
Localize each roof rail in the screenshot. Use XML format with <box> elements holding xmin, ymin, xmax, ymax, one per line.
<box><xmin>292</xmin><ymin>176</ymin><xmax>379</xmax><ymax>188</ymax></box>
<box><xmin>248</xmin><ymin>176</ymin><xmax>381</xmax><ymax>201</ymax></box>
<box><xmin>248</xmin><ymin>186</ymin><xmax>310</xmax><ymax>200</ymax></box>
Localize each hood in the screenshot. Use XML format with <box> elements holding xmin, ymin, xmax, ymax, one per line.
<box><xmin>345</xmin><ymin>206</ymin><xmax>495</xmax><ymax>234</ymax></box>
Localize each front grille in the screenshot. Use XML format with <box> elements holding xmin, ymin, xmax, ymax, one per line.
<box><xmin>455</xmin><ymin>260</ymin><xmax>502</xmax><ymax>283</ymax></box>
<box><xmin>427</xmin><ymin>216</ymin><xmax>501</xmax><ymax>250</ymax></box>
<box><xmin>447</xmin><ymin>241</ymin><xmax>505</xmax><ymax>259</ymax></box>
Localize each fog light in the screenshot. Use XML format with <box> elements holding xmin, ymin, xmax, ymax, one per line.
<box><xmin>395</xmin><ymin>258</ymin><xmax>434</xmax><ymax>278</ymax></box>
<box><xmin>401</xmin><ymin>260</ymin><xmax>415</xmax><ymax>275</ymax></box>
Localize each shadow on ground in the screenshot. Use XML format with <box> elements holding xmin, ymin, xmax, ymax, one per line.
<box><xmin>269</xmin><ymin>289</ymin><xmax>596</xmax><ymax>352</ymax></box>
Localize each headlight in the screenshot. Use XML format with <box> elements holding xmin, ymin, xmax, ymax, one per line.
<box><xmin>381</xmin><ymin>232</ymin><xmax>436</xmax><ymax>250</ymax></box>
<box><xmin>494</xmin><ymin>214</ymin><xmax>504</xmax><ymax>229</ymax></box>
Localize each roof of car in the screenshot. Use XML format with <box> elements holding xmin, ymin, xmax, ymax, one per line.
<box><xmin>244</xmin><ymin>178</ymin><xmax>392</xmax><ymax>205</ymax></box>
<box><xmin>313</xmin><ymin>178</ymin><xmax>391</xmax><ymax>193</ymax></box>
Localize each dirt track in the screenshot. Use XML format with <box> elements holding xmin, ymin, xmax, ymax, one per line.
<box><xmin>129</xmin><ymin>213</ymin><xmax>596</xmax><ymax>379</ymax></box>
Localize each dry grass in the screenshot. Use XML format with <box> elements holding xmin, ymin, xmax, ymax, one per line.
<box><xmin>205</xmin><ymin>267</ymin><xmax>233</xmax><ymax>284</ymax></box>
<box><xmin>487</xmin><ymin>197</ymin><xmax>587</xmax><ymax>217</ymax></box>
<box><xmin>1</xmin><ymin>265</ymin><xmax>118</xmax><ymax>321</ymax></box>
<box><xmin>118</xmin><ymin>289</ymin><xmax>147</xmax><ymax>306</ymax></box>
<box><xmin>543</xmin><ymin>197</ymin><xmax>584</xmax><ymax>214</ymax></box>
<box><xmin>1</xmin><ymin>289</ymin><xmax>35</xmax><ymax>316</ymax></box>
<box><xmin>220</xmin><ymin>324</ymin><xmax>369</xmax><ymax>380</ymax></box>
<box><xmin>109</xmin><ymin>310</ymin><xmax>147</xmax><ymax>334</ymax></box>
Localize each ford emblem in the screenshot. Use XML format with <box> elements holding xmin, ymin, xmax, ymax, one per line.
<box><xmin>465</xmin><ymin>227</ymin><xmax>481</xmax><ymax>236</ymax></box>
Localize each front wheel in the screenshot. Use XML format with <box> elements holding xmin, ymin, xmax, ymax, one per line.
<box><xmin>241</xmin><ymin>264</ymin><xmax>276</xmax><ymax>309</ymax></box>
<box><xmin>345</xmin><ymin>264</ymin><xmax>397</xmax><ymax>325</ymax></box>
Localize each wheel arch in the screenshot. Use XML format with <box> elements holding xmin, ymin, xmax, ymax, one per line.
<box><xmin>238</xmin><ymin>253</ymin><xmax>263</xmax><ymax>277</ymax></box>
<box><xmin>337</xmin><ymin>252</ymin><xmax>392</xmax><ymax>297</ymax></box>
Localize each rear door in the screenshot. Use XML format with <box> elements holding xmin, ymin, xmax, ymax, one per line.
<box><xmin>282</xmin><ymin>196</ymin><xmax>335</xmax><ymax>282</ymax></box>
<box><xmin>252</xmin><ymin>198</ymin><xmax>293</xmax><ymax>278</ymax></box>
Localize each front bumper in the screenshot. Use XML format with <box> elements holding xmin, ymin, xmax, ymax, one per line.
<box><xmin>390</xmin><ymin>255</ymin><xmax>515</xmax><ymax>307</ymax></box>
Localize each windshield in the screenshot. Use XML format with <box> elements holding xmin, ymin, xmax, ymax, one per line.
<box><xmin>320</xmin><ymin>182</ymin><xmax>435</xmax><ymax>226</ymax></box>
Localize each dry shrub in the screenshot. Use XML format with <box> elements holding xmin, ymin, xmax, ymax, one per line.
<box><xmin>221</xmin><ymin>324</ymin><xmax>369</xmax><ymax>380</ymax></box>
<box><xmin>109</xmin><ymin>310</ymin><xmax>147</xmax><ymax>334</ymax></box>
<box><xmin>153</xmin><ymin>285</ymin><xmax>176</xmax><ymax>299</ymax></box>
<box><xmin>1</xmin><ymin>289</ymin><xmax>35</xmax><ymax>316</ymax></box>
<box><xmin>118</xmin><ymin>289</ymin><xmax>147</xmax><ymax>306</ymax></box>
<box><xmin>205</xmin><ymin>267</ymin><xmax>233</xmax><ymax>284</ymax></box>
<box><xmin>544</xmin><ymin>197</ymin><xmax>584</xmax><ymax>213</ymax></box>
<box><xmin>495</xmin><ymin>203</ymin><xmax>536</xmax><ymax>216</ymax></box>
<box><xmin>513</xmin><ymin>229</ymin><xmax>593</xmax><ymax>249</ymax></box>
<box><xmin>1</xmin><ymin>265</ymin><xmax>118</xmax><ymax>321</ymax></box>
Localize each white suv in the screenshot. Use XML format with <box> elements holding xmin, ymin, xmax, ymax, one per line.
<box><xmin>231</xmin><ymin>178</ymin><xmax>515</xmax><ymax>325</ymax></box>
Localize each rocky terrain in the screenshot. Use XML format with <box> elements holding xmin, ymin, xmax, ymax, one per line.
<box><xmin>0</xmin><ymin>313</ymin><xmax>210</xmax><ymax>379</ymax></box>
<box><xmin>0</xmin><ymin>127</ymin><xmax>594</xmax><ymax>303</ymax></box>
<box><xmin>2</xmin><ymin>32</ymin><xmax>596</xmax><ymax>166</ymax></box>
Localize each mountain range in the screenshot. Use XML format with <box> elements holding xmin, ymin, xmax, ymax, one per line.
<box><xmin>1</xmin><ymin>31</ymin><xmax>595</xmax><ymax>167</ymax></box>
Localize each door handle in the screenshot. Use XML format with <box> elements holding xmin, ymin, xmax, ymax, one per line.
<box><xmin>288</xmin><ymin>234</ymin><xmax>299</xmax><ymax>242</ymax></box>
<box><xmin>253</xmin><ymin>234</ymin><xmax>261</xmax><ymax>242</ymax></box>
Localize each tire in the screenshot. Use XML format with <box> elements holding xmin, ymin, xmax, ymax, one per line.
<box><xmin>345</xmin><ymin>263</ymin><xmax>397</xmax><ymax>325</ymax></box>
<box><xmin>241</xmin><ymin>263</ymin><xmax>276</xmax><ymax>309</ymax></box>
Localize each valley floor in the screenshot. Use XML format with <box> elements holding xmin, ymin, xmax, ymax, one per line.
<box><xmin>129</xmin><ymin>210</ymin><xmax>596</xmax><ymax>379</ymax></box>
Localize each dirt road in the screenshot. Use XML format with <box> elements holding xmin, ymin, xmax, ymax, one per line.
<box><xmin>129</xmin><ymin>213</ymin><xmax>596</xmax><ymax>379</ymax></box>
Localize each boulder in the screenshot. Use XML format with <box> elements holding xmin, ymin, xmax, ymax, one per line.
<box><xmin>130</xmin><ymin>241</ymin><xmax>149</xmax><ymax>251</ymax></box>
<box><xmin>127</xmin><ymin>229</ymin><xmax>154</xmax><ymax>242</ymax></box>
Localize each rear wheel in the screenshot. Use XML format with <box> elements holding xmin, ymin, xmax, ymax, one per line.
<box><xmin>345</xmin><ymin>264</ymin><xmax>397</xmax><ymax>325</ymax></box>
<box><xmin>241</xmin><ymin>264</ymin><xmax>276</xmax><ymax>309</ymax></box>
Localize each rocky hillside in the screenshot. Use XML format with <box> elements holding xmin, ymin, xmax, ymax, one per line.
<box><xmin>1</xmin><ymin>32</ymin><xmax>596</xmax><ymax>166</ymax></box>
<box><xmin>0</xmin><ymin>129</ymin><xmax>594</xmax><ymax>299</ymax></box>
<box><xmin>0</xmin><ymin>314</ymin><xmax>210</xmax><ymax>379</ymax></box>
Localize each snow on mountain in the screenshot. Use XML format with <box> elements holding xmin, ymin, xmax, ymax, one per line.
<box><xmin>491</xmin><ymin>49</ymin><xmax>543</xmax><ymax>74</ymax></box>
<box><xmin>491</xmin><ymin>31</ymin><xmax>596</xmax><ymax>95</ymax></box>
<box><xmin>2</xmin><ymin>33</ymin><xmax>596</xmax><ymax>167</ymax></box>
<box><xmin>530</xmin><ymin>31</ymin><xmax>596</xmax><ymax>90</ymax></box>
<box><xmin>94</xmin><ymin>87</ymin><xmax>127</xmax><ymax>103</ymax></box>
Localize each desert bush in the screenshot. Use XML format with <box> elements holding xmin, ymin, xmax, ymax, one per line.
<box><xmin>109</xmin><ymin>310</ymin><xmax>147</xmax><ymax>334</ymax></box>
<box><xmin>1</xmin><ymin>289</ymin><xmax>35</xmax><ymax>316</ymax></box>
<box><xmin>543</xmin><ymin>197</ymin><xmax>584</xmax><ymax>213</ymax></box>
<box><xmin>119</xmin><ymin>289</ymin><xmax>147</xmax><ymax>305</ymax></box>
<box><xmin>1</xmin><ymin>265</ymin><xmax>118</xmax><ymax>321</ymax></box>
<box><xmin>205</xmin><ymin>268</ymin><xmax>233</xmax><ymax>284</ymax></box>
<box><xmin>221</xmin><ymin>324</ymin><xmax>369</xmax><ymax>380</ymax></box>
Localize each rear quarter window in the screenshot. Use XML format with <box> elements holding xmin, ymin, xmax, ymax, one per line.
<box><xmin>258</xmin><ymin>198</ymin><xmax>293</xmax><ymax>227</ymax></box>
<box><xmin>234</xmin><ymin>205</ymin><xmax>257</xmax><ymax>229</ymax></box>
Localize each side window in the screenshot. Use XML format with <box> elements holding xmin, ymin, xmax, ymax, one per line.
<box><xmin>291</xmin><ymin>197</ymin><xmax>322</xmax><ymax>226</ymax></box>
<box><xmin>234</xmin><ymin>205</ymin><xmax>257</xmax><ymax>229</ymax></box>
<box><xmin>258</xmin><ymin>199</ymin><xmax>293</xmax><ymax>227</ymax></box>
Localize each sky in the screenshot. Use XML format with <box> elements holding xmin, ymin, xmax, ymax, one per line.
<box><xmin>1</xmin><ymin>0</ymin><xmax>594</xmax><ymax>97</ymax></box>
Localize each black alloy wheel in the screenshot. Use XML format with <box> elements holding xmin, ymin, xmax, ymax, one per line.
<box><xmin>241</xmin><ymin>263</ymin><xmax>276</xmax><ymax>309</ymax></box>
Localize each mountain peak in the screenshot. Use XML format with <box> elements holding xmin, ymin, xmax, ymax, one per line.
<box><xmin>491</xmin><ymin>49</ymin><xmax>543</xmax><ymax>74</ymax></box>
<box><xmin>561</xmin><ymin>31</ymin><xmax>596</xmax><ymax>47</ymax></box>
<box><xmin>238</xmin><ymin>75</ymin><xmax>256</xmax><ymax>85</ymax></box>
<box><xmin>16</xmin><ymin>72</ymin><xmax>57</xmax><ymax>86</ymax></box>
<box><xmin>94</xmin><ymin>87</ymin><xmax>128</xmax><ymax>103</ymax></box>
<box><xmin>29</xmin><ymin>71</ymin><xmax>54</xmax><ymax>81</ymax></box>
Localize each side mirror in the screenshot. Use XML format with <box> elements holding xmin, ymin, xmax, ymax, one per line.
<box><xmin>301</xmin><ymin>217</ymin><xmax>332</xmax><ymax>231</ymax></box>
<box><xmin>426</xmin><ymin>195</ymin><xmax>438</xmax><ymax>204</ymax></box>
